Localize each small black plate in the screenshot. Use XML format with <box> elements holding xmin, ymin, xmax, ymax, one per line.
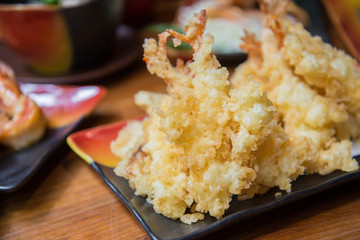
<box><xmin>0</xmin><ymin>122</ymin><xmax>81</xmax><ymax>192</ymax></box>
<box><xmin>90</xmin><ymin>156</ymin><xmax>360</xmax><ymax>240</ymax></box>
<box><xmin>0</xmin><ymin>83</ymin><xmax>106</xmax><ymax>192</ymax></box>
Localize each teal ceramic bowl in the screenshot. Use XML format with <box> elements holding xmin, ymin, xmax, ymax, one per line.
<box><xmin>0</xmin><ymin>0</ymin><xmax>123</xmax><ymax>76</ymax></box>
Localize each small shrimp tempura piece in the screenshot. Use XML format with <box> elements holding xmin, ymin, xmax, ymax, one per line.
<box><xmin>112</xmin><ymin>10</ymin><xmax>277</xmax><ymax>224</ymax></box>
<box><xmin>0</xmin><ymin>62</ymin><xmax>46</xmax><ymax>151</ymax></box>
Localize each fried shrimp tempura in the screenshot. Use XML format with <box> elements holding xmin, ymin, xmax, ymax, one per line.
<box><xmin>112</xmin><ymin>10</ymin><xmax>277</xmax><ymax>224</ymax></box>
<box><xmin>0</xmin><ymin>62</ymin><xmax>46</xmax><ymax>151</ymax></box>
<box><xmin>112</xmin><ymin>2</ymin><xmax>359</xmax><ymax>224</ymax></box>
<box><xmin>231</xmin><ymin>0</ymin><xmax>359</xmax><ymax>182</ymax></box>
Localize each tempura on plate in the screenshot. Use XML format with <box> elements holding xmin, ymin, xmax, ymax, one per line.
<box><xmin>111</xmin><ymin>0</ymin><xmax>359</xmax><ymax>224</ymax></box>
<box><xmin>112</xmin><ymin>9</ymin><xmax>277</xmax><ymax>224</ymax></box>
<box><xmin>231</xmin><ymin>0</ymin><xmax>359</xmax><ymax>195</ymax></box>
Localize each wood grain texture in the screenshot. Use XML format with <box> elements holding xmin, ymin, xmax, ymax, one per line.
<box><xmin>1</xmin><ymin>38</ymin><xmax>360</xmax><ymax>240</ymax></box>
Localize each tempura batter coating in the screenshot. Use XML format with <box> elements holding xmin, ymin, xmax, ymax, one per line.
<box><xmin>112</xmin><ymin>10</ymin><xmax>277</xmax><ymax>224</ymax></box>
<box><xmin>0</xmin><ymin>62</ymin><xmax>46</xmax><ymax>151</ymax></box>
<box><xmin>231</xmin><ymin>2</ymin><xmax>359</xmax><ymax>182</ymax></box>
<box><xmin>112</xmin><ymin>3</ymin><xmax>359</xmax><ymax>224</ymax></box>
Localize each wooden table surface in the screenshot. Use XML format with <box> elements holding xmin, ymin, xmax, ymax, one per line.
<box><xmin>1</xmin><ymin>1</ymin><xmax>360</xmax><ymax>237</ymax></box>
<box><xmin>1</xmin><ymin>57</ymin><xmax>360</xmax><ymax>239</ymax></box>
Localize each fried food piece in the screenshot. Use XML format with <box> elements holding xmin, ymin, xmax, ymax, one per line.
<box><xmin>231</xmin><ymin>1</ymin><xmax>359</xmax><ymax>180</ymax></box>
<box><xmin>281</xmin><ymin>20</ymin><xmax>360</xmax><ymax>141</ymax></box>
<box><xmin>0</xmin><ymin>62</ymin><xmax>46</xmax><ymax>151</ymax></box>
<box><xmin>112</xmin><ymin>10</ymin><xmax>277</xmax><ymax>224</ymax></box>
<box><xmin>113</xmin><ymin>1</ymin><xmax>359</xmax><ymax>225</ymax></box>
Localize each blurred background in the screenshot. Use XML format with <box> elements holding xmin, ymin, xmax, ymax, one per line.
<box><xmin>0</xmin><ymin>0</ymin><xmax>359</xmax><ymax>81</ymax></box>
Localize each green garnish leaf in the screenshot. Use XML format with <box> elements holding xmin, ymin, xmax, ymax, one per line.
<box><xmin>40</xmin><ymin>0</ymin><xmax>60</xmax><ymax>5</ymax></box>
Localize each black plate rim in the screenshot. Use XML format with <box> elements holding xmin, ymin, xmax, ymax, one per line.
<box><xmin>90</xmin><ymin>156</ymin><xmax>360</xmax><ymax>240</ymax></box>
<box><xmin>0</xmin><ymin>119</ymin><xmax>84</xmax><ymax>193</ymax></box>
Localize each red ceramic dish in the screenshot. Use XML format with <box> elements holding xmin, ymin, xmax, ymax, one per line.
<box><xmin>67</xmin><ymin>120</ymin><xmax>128</xmax><ymax>168</ymax></box>
<box><xmin>67</xmin><ymin>117</ymin><xmax>144</xmax><ymax>168</ymax></box>
<box><xmin>20</xmin><ymin>83</ymin><xmax>106</xmax><ymax>128</ymax></box>
<box><xmin>0</xmin><ymin>0</ymin><xmax>123</xmax><ymax>76</ymax></box>
<box><xmin>0</xmin><ymin>5</ymin><xmax>72</xmax><ymax>75</ymax></box>
<box><xmin>0</xmin><ymin>24</ymin><xmax>141</xmax><ymax>84</ymax></box>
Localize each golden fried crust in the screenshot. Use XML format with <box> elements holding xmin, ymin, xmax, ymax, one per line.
<box><xmin>231</xmin><ymin>1</ymin><xmax>359</xmax><ymax>189</ymax></box>
<box><xmin>0</xmin><ymin>62</ymin><xmax>46</xmax><ymax>151</ymax></box>
<box><xmin>113</xmin><ymin>3</ymin><xmax>359</xmax><ymax>224</ymax></box>
<box><xmin>112</xmin><ymin>10</ymin><xmax>277</xmax><ymax>223</ymax></box>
